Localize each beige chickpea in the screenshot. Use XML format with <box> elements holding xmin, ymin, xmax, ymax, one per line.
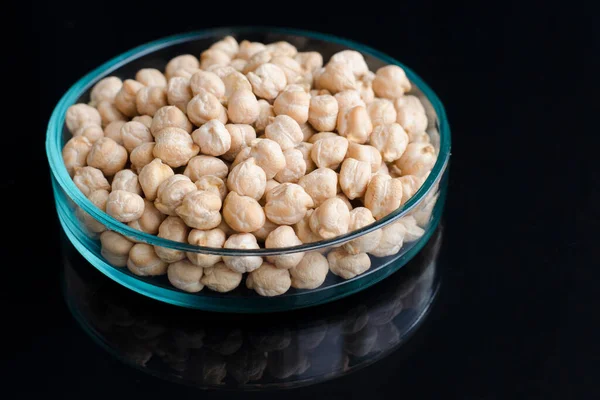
<box><xmin>397</xmin><ymin>215</ymin><xmax>425</xmax><ymax>242</ymax></box>
<box><xmin>336</xmin><ymin>193</ymin><xmax>353</xmax><ymax>211</ymax></box>
<box><xmin>121</xmin><ymin>121</ymin><xmax>153</xmax><ymax>152</ymax></box>
<box><xmin>206</xmin><ymin>64</ymin><xmax>236</xmax><ymax>79</ymax></box>
<box><xmin>176</xmin><ymin>190</ymin><xmax>222</xmax><ymax>230</ymax></box>
<box><xmin>265</xmin><ymin>226</ymin><xmax>304</xmax><ymax>269</ymax></box>
<box><xmin>130</xmin><ymin>142</ymin><xmax>155</xmax><ymax>173</ymax></box>
<box><xmin>376</xmin><ymin>160</ymin><xmax>391</xmax><ymax>177</ymax></box>
<box><xmin>132</xmin><ymin>115</ymin><xmax>153</xmax><ymax>129</ymax></box>
<box><xmin>190</xmin><ymin>70</ymin><xmax>225</xmax><ymax>100</ymax></box>
<box><xmin>63</xmin><ymin>136</ymin><xmax>92</xmax><ymax>176</ymax></box>
<box><xmin>274</xmin><ymin>148</ymin><xmax>306</xmax><ymax>184</ymax></box>
<box><xmin>187</xmin><ymin>228</ymin><xmax>226</xmax><ymax>267</ymax></box>
<box><xmin>65</xmin><ymin>103</ymin><xmax>102</xmax><ymax>134</ymax></box>
<box><xmin>334</xmin><ymin>90</ymin><xmax>366</xmax><ymax>112</ymax></box>
<box><xmin>114</xmin><ymin>79</ymin><xmax>145</xmax><ymax>117</ymax></box>
<box><xmin>307</xmin><ymin>131</ymin><xmax>337</xmax><ymax>144</ymax></box>
<box><xmin>407</xmin><ymin>130</ymin><xmax>431</xmax><ymax>144</ymax></box>
<box><xmin>330</xmin><ymin>50</ymin><xmax>369</xmax><ymax>77</ymax></box>
<box><xmin>201</xmin><ymin>262</ymin><xmax>243</xmax><ymax>293</ymax></box>
<box><xmin>165</xmin><ymin>54</ymin><xmax>200</xmax><ymax>79</ymax></box>
<box><xmin>412</xmin><ymin>191</ymin><xmax>438</xmax><ymax>228</ymax></box>
<box><xmin>254</xmin><ymin>99</ymin><xmax>275</xmax><ymax>133</ymax></box>
<box><xmin>151</xmin><ymin>105</ymin><xmax>193</xmax><ymax>136</ymax></box>
<box><xmin>112</xmin><ymin>169</ymin><xmax>142</xmax><ymax>195</ymax></box>
<box><xmin>209</xmin><ymin>36</ymin><xmax>239</xmax><ymax>58</ymax></box>
<box><xmin>75</xmin><ymin>124</ymin><xmax>104</xmax><ymax>143</ymax></box>
<box><xmin>191</xmin><ymin>119</ymin><xmax>231</xmax><ymax>156</ymax></box>
<box><xmin>135</xmin><ymin>68</ymin><xmax>167</xmax><ymax>87</ymax></box>
<box><xmin>222</xmin><ymin>233</ymin><xmax>263</xmax><ymax>273</ymax></box>
<box><xmin>103</xmin><ymin>120</ymin><xmax>126</xmax><ymax>144</ymax></box>
<box><xmin>369</xmin><ymin>220</ymin><xmax>406</xmax><ymax>257</ymax></box>
<box><xmin>153</xmin><ymin>127</ymin><xmax>200</xmax><ymax>167</ymax></box>
<box><xmin>295</xmin><ymin>52</ymin><xmax>323</xmax><ymax>74</ymax></box>
<box><xmin>243</xmin><ymin>49</ymin><xmax>273</xmax><ymax>74</ymax></box>
<box><xmin>227</xmin><ymin>157</ymin><xmax>266</xmax><ymax>200</ymax></box>
<box><xmin>106</xmin><ymin>190</ymin><xmax>145</xmax><ymax>222</ymax></box>
<box><xmin>260</xmin><ymin>179</ymin><xmax>281</xmax><ymax>206</ymax></box>
<box><xmin>264</xmin><ymin>115</ymin><xmax>303</xmax><ymax>151</ymax></box>
<box><xmin>222</xmin><ymin>124</ymin><xmax>256</xmax><ymax>161</ymax></box>
<box><xmin>270</xmin><ymin>56</ymin><xmax>302</xmax><ymax>83</ymax></box>
<box><xmin>247</xmin><ymin>138</ymin><xmax>286</xmax><ymax>179</ymax></box>
<box><xmin>222</xmin><ymin>71</ymin><xmax>252</xmax><ymax>102</ymax></box>
<box><xmin>368</xmin><ymin>99</ymin><xmax>397</xmax><ymax>127</ymax></box>
<box><xmin>167</xmin><ymin>259</ymin><xmax>204</xmax><ymax>292</ymax></box>
<box><xmin>100</xmin><ymin>231</ymin><xmax>134</xmax><ymax>267</ymax></box>
<box><xmin>265</xmin><ymin>183</ymin><xmax>314</xmax><ymax>225</ymax></box>
<box><xmin>346</xmin><ymin>142</ymin><xmax>382</xmax><ymax>172</ymax></box>
<box><xmin>294</xmin><ymin>209</ymin><xmax>321</xmax><ymax>244</ymax></box>
<box><xmin>200</xmin><ymin>48</ymin><xmax>231</xmax><ymax>70</ymax></box>
<box><xmin>166</xmin><ymin>77</ymin><xmax>193</xmax><ymax>113</ymax></box>
<box><xmin>128</xmin><ymin>200</ymin><xmax>166</xmax><ymax>235</ymax></box>
<box><xmin>364</xmin><ymin>174</ymin><xmax>403</xmax><ymax>220</ymax></box>
<box><xmin>195</xmin><ymin>175</ymin><xmax>227</xmax><ymax>201</ymax></box>
<box><xmin>339</xmin><ymin>158</ymin><xmax>371</xmax><ymax>199</ymax></box>
<box><xmin>310</xmin><ymin>135</ymin><xmax>348</xmax><ymax>169</ymax></box>
<box><xmin>73</xmin><ymin>166</ymin><xmax>110</xmax><ymax>197</ymax></box>
<box><xmin>394</xmin><ymin>142</ymin><xmax>437</xmax><ymax>178</ymax></box>
<box><xmin>397</xmin><ymin>175</ymin><xmax>423</xmax><ymax>204</ymax></box>
<box><xmin>76</xmin><ymin>189</ymin><xmax>109</xmax><ymax>234</ymax></box>
<box><xmin>298</xmin><ymin>122</ymin><xmax>315</xmax><ymax>143</ymax></box>
<box><xmin>86</xmin><ymin>137</ymin><xmax>128</xmax><ymax>176</ymax></box>
<box><xmin>273</xmin><ymin>86</ymin><xmax>310</xmax><ymax>124</ymax></box>
<box><xmin>344</xmin><ymin>207</ymin><xmax>382</xmax><ymax>255</ymax></box>
<box><xmin>316</xmin><ymin>62</ymin><xmax>356</xmax><ymax>93</ymax></box>
<box><xmin>184</xmin><ymin>155</ymin><xmax>229</xmax><ymax>181</ymax></box>
<box><xmin>310</xmin><ymin>89</ymin><xmax>332</xmax><ymax>97</ymax></box>
<box><xmin>90</xmin><ymin>76</ymin><xmax>123</xmax><ymax>106</ymax></box>
<box><xmin>154</xmin><ymin>216</ymin><xmax>189</xmax><ymax>262</ymax></box>
<box><xmin>336</xmin><ymin>105</ymin><xmax>372</xmax><ymax>144</ymax></box>
<box><xmin>290</xmin><ymin>251</ymin><xmax>328</xmax><ymax>289</ymax></box>
<box><xmin>155</xmin><ymin>174</ymin><xmax>197</xmax><ymax>215</ymax></box>
<box><xmin>372</xmin><ymin>65</ymin><xmax>411</xmax><ymax>99</ymax></box>
<box><xmin>357</xmin><ymin>71</ymin><xmax>375</xmax><ymax>103</ymax></box>
<box><xmin>222</xmin><ymin>191</ymin><xmax>265</xmax><ymax>233</ymax></box>
<box><xmin>187</xmin><ymin>89</ymin><xmax>227</xmax><ymax>126</ymax></box>
<box><xmin>247</xmin><ymin>63</ymin><xmax>287</xmax><ymax>100</ymax></box>
<box><xmin>227</xmin><ymin>89</ymin><xmax>259</xmax><ymax>124</ymax></box>
<box><xmin>370</xmin><ymin>123</ymin><xmax>409</xmax><ymax>162</ymax></box>
<box><xmin>128</xmin><ymin>244</ymin><xmax>169</xmax><ymax>276</ymax></box>
<box><xmin>252</xmin><ymin>217</ymin><xmax>279</xmax><ymax>241</ymax></box>
<box><xmin>246</xmin><ymin>262</ymin><xmax>291</xmax><ymax>297</ymax></box>
<box><xmin>136</xmin><ymin>86</ymin><xmax>168</xmax><ymax>117</ymax></box>
<box><xmin>298</xmin><ymin>167</ymin><xmax>337</xmax><ymax>207</ymax></box>
<box><xmin>238</xmin><ymin>40</ymin><xmax>267</xmax><ymax>60</ymax></box>
<box><xmin>295</xmin><ymin>142</ymin><xmax>316</xmax><ymax>173</ymax></box>
<box><xmin>265</xmin><ymin>41</ymin><xmax>297</xmax><ymax>57</ymax></box>
<box><xmin>327</xmin><ymin>248</ymin><xmax>371</xmax><ymax>279</ymax></box>
<box><xmin>138</xmin><ymin>158</ymin><xmax>175</xmax><ymax>201</ymax></box>
<box><xmin>171</xmin><ymin>67</ymin><xmax>202</xmax><ymax>80</ymax></box>
<box><xmin>97</xmin><ymin>100</ymin><xmax>126</xmax><ymax>126</ymax></box>
<box><xmin>309</xmin><ymin>197</ymin><xmax>350</xmax><ymax>239</ymax></box>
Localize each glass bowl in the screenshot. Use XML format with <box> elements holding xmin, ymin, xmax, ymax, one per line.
<box><xmin>46</xmin><ymin>27</ymin><xmax>451</xmax><ymax>312</ymax></box>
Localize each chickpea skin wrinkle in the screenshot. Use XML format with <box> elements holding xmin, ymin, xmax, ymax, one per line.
<box><xmin>86</xmin><ymin>137</ymin><xmax>128</xmax><ymax>176</ymax></box>
<box><xmin>187</xmin><ymin>228</ymin><xmax>226</xmax><ymax>268</ymax></box>
<box><xmin>176</xmin><ymin>190</ymin><xmax>222</xmax><ymax>230</ymax></box>
<box><xmin>309</xmin><ymin>197</ymin><xmax>350</xmax><ymax>239</ymax></box>
<box><xmin>154</xmin><ymin>174</ymin><xmax>197</xmax><ymax>216</ymax></box>
<box><xmin>227</xmin><ymin>157</ymin><xmax>267</xmax><ymax>200</ymax></box>
<box><xmin>222</xmin><ymin>233</ymin><xmax>263</xmax><ymax>274</ymax></box>
<box><xmin>265</xmin><ymin>226</ymin><xmax>304</xmax><ymax>270</ymax></box>
<box><xmin>265</xmin><ymin>183</ymin><xmax>314</xmax><ymax>225</ymax></box>
<box><xmin>223</xmin><ymin>191</ymin><xmax>265</xmax><ymax>233</ymax></box>
<box><xmin>192</xmin><ymin>119</ymin><xmax>232</xmax><ymax>157</ymax></box>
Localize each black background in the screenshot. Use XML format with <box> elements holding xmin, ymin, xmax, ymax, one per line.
<box><xmin>3</xmin><ymin>1</ymin><xmax>599</xmax><ymax>398</ymax></box>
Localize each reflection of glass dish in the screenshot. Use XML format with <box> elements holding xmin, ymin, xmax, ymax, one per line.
<box><xmin>62</xmin><ymin>223</ymin><xmax>444</xmax><ymax>390</ymax></box>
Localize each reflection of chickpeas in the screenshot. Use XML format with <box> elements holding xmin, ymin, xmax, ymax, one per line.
<box><xmin>121</xmin><ymin>121</ymin><xmax>153</xmax><ymax>152</ymax></box>
<box><xmin>344</xmin><ymin>207</ymin><xmax>382</xmax><ymax>254</ymax></box>
<box><xmin>114</xmin><ymin>79</ymin><xmax>145</xmax><ymax>117</ymax></box>
<box><xmin>265</xmin><ymin>226</ymin><xmax>304</xmax><ymax>269</ymax></box>
<box><xmin>90</xmin><ymin>76</ymin><xmax>122</xmax><ymax>106</ymax></box>
<box><xmin>155</xmin><ymin>174</ymin><xmax>197</xmax><ymax>215</ymax></box>
<box><xmin>111</xmin><ymin>169</ymin><xmax>142</xmax><ymax>195</ymax></box>
<box><xmin>167</xmin><ymin>259</ymin><xmax>204</xmax><ymax>292</ymax></box>
<box><xmin>76</xmin><ymin>189</ymin><xmax>109</xmax><ymax>234</ymax></box>
<box><xmin>396</xmin><ymin>215</ymin><xmax>425</xmax><ymax>241</ymax></box>
<box><xmin>106</xmin><ymin>190</ymin><xmax>145</xmax><ymax>222</ymax></box>
<box><xmin>154</xmin><ymin>216</ymin><xmax>189</xmax><ymax>263</ymax></box>
<box><xmin>184</xmin><ymin>155</ymin><xmax>228</xmax><ymax>181</ymax></box>
<box><xmin>86</xmin><ymin>137</ymin><xmax>128</xmax><ymax>176</ymax></box>
<box><xmin>128</xmin><ymin>243</ymin><xmax>169</xmax><ymax>276</ymax></box>
<box><xmin>151</xmin><ymin>105</ymin><xmax>193</xmax><ymax>136</ymax></box>
<box><xmin>63</xmin><ymin>136</ymin><xmax>92</xmax><ymax>176</ymax></box>
<box><xmin>222</xmin><ymin>233</ymin><xmax>263</xmax><ymax>273</ymax></box>
<box><xmin>223</xmin><ymin>191</ymin><xmax>265</xmax><ymax>233</ymax></box>
<box><xmin>128</xmin><ymin>199</ymin><xmax>166</xmax><ymax>235</ymax></box>
<box><xmin>290</xmin><ymin>251</ymin><xmax>329</xmax><ymax>289</ymax></box>
<box><xmin>73</xmin><ymin>166</ymin><xmax>110</xmax><ymax>197</ymax></box>
<box><xmin>176</xmin><ymin>190</ymin><xmax>222</xmax><ymax>230</ymax></box>
<box><xmin>309</xmin><ymin>197</ymin><xmax>350</xmax><ymax>239</ymax></box>
<box><xmin>394</xmin><ymin>142</ymin><xmax>437</xmax><ymax>178</ymax></box>
<box><xmin>327</xmin><ymin>248</ymin><xmax>371</xmax><ymax>279</ymax></box>
<box><xmin>201</xmin><ymin>262</ymin><xmax>243</xmax><ymax>292</ymax></box>
<box><xmin>153</xmin><ymin>127</ymin><xmax>200</xmax><ymax>168</ymax></box>
<box><xmin>265</xmin><ymin>183</ymin><xmax>314</xmax><ymax>225</ymax></box>
<box><xmin>369</xmin><ymin>220</ymin><xmax>405</xmax><ymax>257</ymax></box>
<box><xmin>298</xmin><ymin>167</ymin><xmax>337</xmax><ymax>207</ymax></box>
<box><xmin>246</xmin><ymin>262</ymin><xmax>291</xmax><ymax>297</ymax></box>
<box><xmin>364</xmin><ymin>174</ymin><xmax>403</xmax><ymax>220</ymax></box>
<box><xmin>187</xmin><ymin>228</ymin><xmax>226</xmax><ymax>267</ymax></box>
<box><xmin>100</xmin><ymin>231</ymin><xmax>134</xmax><ymax>267</ymax></box>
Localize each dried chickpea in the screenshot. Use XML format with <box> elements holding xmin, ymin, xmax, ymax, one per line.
<box><xmin>412</xmin><ymin>191</ymin><xmax>438</xmax><ymax>228</ymax></box>
<box><xmin>369</xmin><ymin>220</ymin><xmax>406</xmax><ymax>257</ymax></box>
<box><xmin>247</xmin><ymin>63</ymin><xmax>287</xmax><ymax>101</ymax></box>
<box><xmin>207</xmin><ymin>64</ymin><xmax>236</xmax><ymax>78</ymax></box>
<box><xmin>155</xmin><ymin>216</ymin><xmax>189</xmax><ymax>263</ymax></box>
<box><xmin>289</xmin><ymin>251</ymin><xmax>329</xmax><ymax>289</ymax></box>
<box><xmin>248</xmin><ymin>138</ymin><xmax>286</xmax><ymax>179</ymax></box>
<box><xmin>97</xmin><ymin>100</ymin><xmax>126</xmax><ymax>126</ymax></box>
<box><xmin>184</xmin><ymin>155</ymin><xmax>228</xmax><ymax>181</ymax></box>
<box><xmin>190</xmin><ymin>70</ymin><xmax>225</xmax><ymax>100</ymax></box>
<box><xmin>63</xmin><ymin>136</ymin><xmax>92</xmax><ymax>176</ymax></box>
<box><xmin>295</xmin><ymin>142</ymin><xmax>316</xmax><ymax>173</ymax></box>
<box><xmin>187</xmin><ymin>90</ymin><xmax>227</xmax><ymax>126</ymax></box>
<box><xmin>136</xmin><ymin>86</ymin><xmax>168</xmax><ymax>117</ymax></box>
<box><xmin>252</xmin><ymin>217</ymin><xmax>279</xmax><ymax>241</ymax></box>
<box><xmin>153</xmin><ymin>127</ymin><xmax>200</xmax><ymax>167</ymax></box>
<box><xmin>336</xmin><ymin>193</ymin><xmax>353</xmax><ymax>211</ymax></box>
<box><xmin>310</xmin><ymin>135</ymin><xmax>348</xmax><ymax>169</ymax></box>
<box><xmin>367</xmin><ymin>99</ymin><xmax>397</xmax><ymax>127</ymax></box>
<box><xmin>357</xmin><ymin>71</ymin><xmax>376</xmax><ymax>103</ymax></box>
<box><xmin>270</xmin><ymin>56</ymin><xmax>302</xmax><ymax>83</ymax></box>
<box><xmin>139</xmin><ymin>158</ymin><xmax>175</xmax><ymax>201</ymax></box>
<box><xmin>172</xmin><ymin>67</ymin><xmax>202</xmax><ymax>79</ymax></box>
<box><xmin>100</xmin><ymin>231</ymin><xmax>134</xmax><ymax>267</ymax></box>
<box><xmin>298</xmin><ymin>122</ymin><xmax>315</xmax><ymax>143</ymax></box>
<box><xmin>307</xmin><ymin>131</ymin><xmax>337</xmax><ymax>144</ymax></box>
<box><xmin>372</xmin><ymin>65</ymin><xmax>411</xmax><ymax>99</ymax></box>
<box><xmin>75</xmin><ymin>124</ymin><xmax>104</xmax><ymax>143</ymax></box>
<box><xmin>210</xmin><ymin>36</ymin><xmax>239</xmax><ymax>58</ymax></box>
<box><xmin>187</xmin><ymin>228</ymin><xmax>226</xmax><ymax>267</ymax></box>
<box><xmin>344</xmin><ymin>207</ymin><xmax>382</xmax><ymax>255</ymax></box>
<box><xmin>201</xmin><ymin>262</ymin><xmax>243</xmax><ymax>292</ymax></box>
<box><xmin>273</xmin><ymin>85</ymin><xmax>310</xmax><ymax>124</ymax></box>
<box><xmin>330</xmin><ymin>50</ymin><xmax>369</xmax><ymax>77</ymax></box>
<box><xmin>121</xmin><ymin>121</ymin><xmax>153</xmax><ymax>152</ymax></box>
<box><xmin>260</xmin><ymin>179</ymin><xmax>281</xmax><ymax>206</ymax></box>
<box><xmin>227</xmin><ymin>157</ymin><xmax>266</xmax><ymax>200</ymax></box>
<box><xmin>151</xmin><ymin>105</ymin><xmax>193</xmax><ymax>136</ymax></box>
<box><xmin>238</xmin><ymin>40</ymin><xmax>266</xmax><ymax>60</ymax></box>
<box><xmin>364</xmin><ymin>174</ymin><xmax>403</xmax><ymax>220</ymax></box>
<box><xmin>65</xmin><ymin>104</ymin><xmax>102</xmax><ymax>134</ymax></box>
<box><xmin>195</xmin><ymin>175</ymin><xmax>227</xmax><ymax>201</ymax></box>
<box><xmin>222</xmin><ymin>191</ymin><xmax>265</xmax><ymax>233</ymax></box>
<box><xmin>106</xmin><ymin>190</ymin><xmax>145</xmax><ymax>222</ymax></box>
<box><xmin>103</xmin><ymin>120</ymin><xmax>126</xmax><ymax>144</ymax></box>
<box><xmin>114</xmin><ymin>79</ymin><xmax>144</xmax><ymax>117</ymax></box>
<box><xmin>339</xmin><ymin>158</ymin><xmax>371</xmax><ymax>199</ymax></box>
<box><xmin>334</xmin><ymin>90</ymin><xmax>366</xmax><ymax>112</ymax></box>
<box><xmin>200</xmin><ymin>48</ymin><xmax>231</xmax><ymax>70</ymax></box>
<box><xmin>327</xmin><ymin>248</ymin><xmax>371</xmax><ymax>279</ymax></box>
<box><xmin>90</xmin><ymin>76</ymin><xmax>122</xmax><ymax>106</ymax></box>
<box><xmin>222</xmin><ymin>124</ymin><xmax>256</xmax><ymax>161</ymax></box>
<box><xmin>243</xmin><ymin>50</ymin><xmax>273</xmax><ymax>74</ymax></box>
<box><xmin>309</xmin><ymin>197</ymin><xmax>350</xmax><ymax>239</ymax></box>
<box><xmin>128</xmin><ymin>199</ymin><xmax>166</xmax><ymax>235</ymax></box>
<box><xmin>370</xmin><ymin>123</ymin><xmax>409</xmax><ymax>162</ymax></box>
<box><xmin>274</xmin><ymin>148</ymin><xmax>306</xmax><ymax>183</ymax></box>
<box><xmin>397</xmin><ymin>175</ymin><xmax>423</xmax><ymax>204</ymax></box>
<box><xmin>75</xmin><ymin>189</ymin><xmax>109</xmax><ymax>234</ymax></box>
<box><xmin>86</xmin><ymin>137</ymin><xmax>128</xmax><ymax>176</ymax></box>
<box><xmin>394</xmin><ymin>142</ymin><xmax>436</xmax><ymax>177</ymax></box>
<box><xmin>246</xmin><ymin>262</ymin><xmax>291</xmax><ymax>297</ymax></box>
<box><xmin>336</xmin><ymin>105</ymin><xmax>372</xmax><ymax>144</ymax></box>
<box><xmin>408</xmin><ymin>130</ymin><xmax>431</xmax><ymax>144</ymax></box>
<box><xmin>294</xmin><ymin>210</ymin><xmax>321</xmax><ymax>244</ymax></box>
<box><xmin>192</xmin><ymin>119</ymin><xmax>231</xmax><ymax>156</ymax></box>
<box><xmin>346</xmin><ymin>142</ymin><xmax>382</xmax><ymax>172</ymax></box>
<box><xmin>167</xmin><ymin>259</ymin><xmax>204</xmax><ymax>292</ymax></box>
<box><xmin>176</xmin><ymin>190</ymin><xmax>222</xmax><ymax>230</ymax></box>
<box><xmin>73</xmin><ymin>166</ymin><xmax>110</xmax><ymax>197</ymax></box>
<box><xmin>298</xmin><ymin>167</ymin><xmax>337</xmax><ymax>207</ymax></box>
<box><xmin>376</xmin><ymin>160</ymin><xmax>391</xmax><ymax>176</ymax></box>
<box><xmin>316</xmin><ymin>62</ymin><xmax>356</xmax><ymax>93</ymax></box>
<box><xmin>264</xmin><ymin>115</ymin><xmax>303</xmax><ymax>151</ymax></box>
<box><xmin>136</xmin><ymin>68</ymin><xmax>167</xmax><ymax>87</ymax></box>
<box><xmin>227</xmin><ymin>89</ymin><xmax>259</xmax><ymax>124</ymax></box>
<box><xmin>165</xmin><ymin>54</ymin><xmax>200</xmax><ymax>80</ymax></box>
<box><xmin>265</xmin><ymin>183</ymin><xmax>314</xmax><ymax>225</ymax></box>
<box><xmin>265</xmin><ymin>226</ymin><xmax>304</xmax><ymax>269</ymax></box>
<box><xmin>254</xmin><ymin>99</ymin><xmax>275</xmax><ymax>133</ymax></box>
<box><xmin>166</xmin><ymin>77</ymin><xmax>193</xmax><ymax>113</ymax></box>
<box><xmin>295</xmin><ymin>52</ymin><xmax>323</xmax><ymax>74</ymax></box>
<box><xmin>265</xmin><ymin>41</ymin><xmax>297</xmax><ymax>57</ymax></box>
<box><xmin>130</xmin><ymin>142</ymin><xmax>155</xmax><ymax>173</ymax></box>
<box><xmin>111</xmin><ymin>169</ymin><xmax>142</xmax><ymax>195</ymax></box>
<box><xmin>223</xmin><ymin>233</ymin><xmax>263</xmax><ymax>273</ymax></box>
<box><xmin>397</xmin><ymin>215</ymin><xmax>425</xmax><ymax>242</ymax></box>
<box><xmin>222</xmin><ymin>71</ymin><xmax>252</xmax><ymax>102</ymax></box>
<box><xmin>133</xmin><ymin>115</ymin><xmax>153</xmax><ymax>129</ymax></box>
<box><xmin>128</xmin><ymin>244</ymin><xmax>169</xmax><ymax>276</ymax></box>
<box><xmin>155</xmin><ymin>174</ymin><xmax>196</xmax><ymax>215</ymax></box>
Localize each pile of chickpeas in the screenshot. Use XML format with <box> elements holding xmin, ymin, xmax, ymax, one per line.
<box><xmin>63</xmin><ymin>36</ymin><xmax>438</xmax><ymax>297</ymax></box>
